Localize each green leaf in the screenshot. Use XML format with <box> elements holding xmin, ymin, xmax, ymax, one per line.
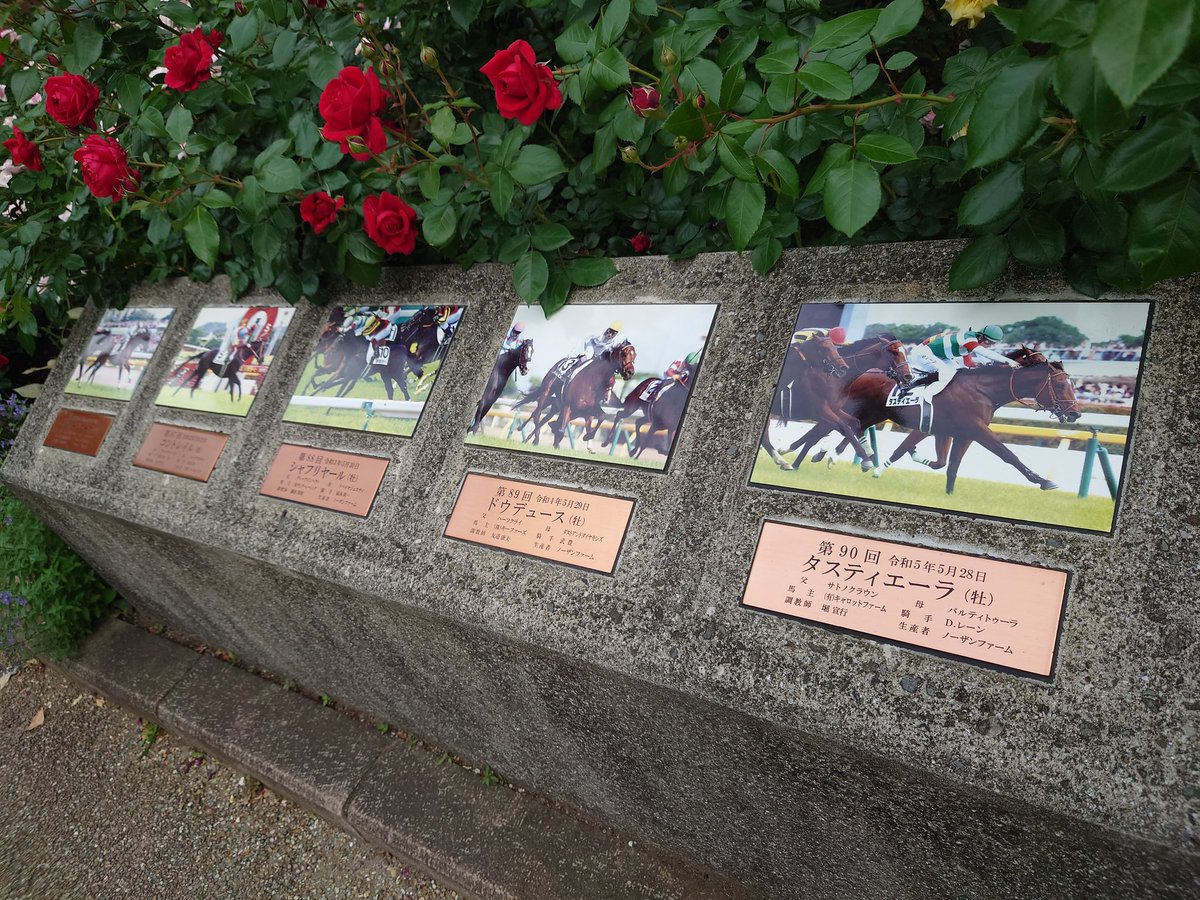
<box><xmin>257</xmin><ymin>156</ymin><xmax>302</xmax><ymax>193</ymax></box>
<box><xmin>347</xmin><ymin>231</ymin><xmax>384</xmax><ymax>264</ymax></box>
<box><xmin>756</xmin><ymin>41</ymin><xmax>800</xmax><ymax>77</ymax></box>
<box><xmin>430</xmin><ymin>107</ymin><xmax>456</xmax><ymax>148</ymax></box>
<box><xmin>588</xmin><ymin>46</ymin><xmax>630</xmax><ymax>92</ymax></box>
<box><xmin>1073</xmin><ymin>197</ymin><xmax>1128</xmax><ymax>252</ymax></box>
<box><xmin>948</xmin><ymin>234</ymin><xmax>1008</xmax><ymax>291</ymax></box>
<box><xmin>1019</xmin><ymin>0</ymin><xmax>1094</xmax><ymax>43</ymax></box>
<box><xmin>449</xmin><ymin>0</ymin><xmax>484</xmax><ymax>30</ymax></box>
<box><xmin>159</xmin><ymin>1</ymin><xmax>198</xmax><ymax>28</ymax></box>
<box><xmin>1129</xmin><ymin>172</ymin><xmax>1200</xmax><ymax>283</ymax></box>
<box><xmin>147</xmin><ymin>209</ymin><xmax>171</xmax><ymax>246</ymax></box>
<box><xmin>556</xmin><ymin>21</ymin><xmax>593</xmax><ymax>64</ymax></box>
<box><xmin>251</xmin><ymin>223</ymin><xmax>281</xmax><ymax>261</ymax></box>
<box><xmin>1100</xmin><ymin>114</ymin><xmax>1198</xmax><ymax>193</ymax></box>
<box><xmin>804</xmin><ymin>143</ymin><xmax>852</xmax><ymax>197</ymax></box>
<box><xmin>725</xmin><ymin>179</ymin><xmax>766</xmax><ymax>251</ymax></box>
<box><xmin>10</xmin><ymin>69</ymin><xmax>40</xmax><ymax>105</ymax></box>
<box><xmin>757</xmin><ymin>149</ymin><xmax>800</xmax><ymax>198</ymax></box>
<box><xmin>1053</xmin><ymin>47</ymin><xmax>1130</xmax><ymax>144</ymax></box>
<box><xmin>418</xmin><ymin>163</ymin><xmax>441</xmax><ymax>201</ymax></box>
<box><xmin>958</xmin><ymin>163</ymin><xmax>1024</xmax><ymax>227</ymax></box>
<box><xmin>719</xmin><ymin>65</ymin><xmax>746</xmax><ymax>110</ymax></box>
<box><xmin>597</xmin><ymin>0</ymin><xmax>630</xmax><ymax>47</ymax></box>
<box><xmin>113</xmin><ymin>74</ymin><xmax>144</xmax><ymax>117</ymax></box>
<box><xmin>514</xmin><ymin>251</ymin><xmax>550</xmax><ymax>301</ymax></box>
<box><xmin>810</xmin><ymin>10</ymin><xmax>879</xmax><ymax>51</ymax></box>
<box><xmin>423</xmin><ymin>205</ymin><xmax>457</xmax><ymax>247</ymax></box>
<box><xmin>63</xmin><ymin>21</ymin><xmax>103</xmax><ymax>74</ymax></box>
<box><xmin>796</xmin><ymin>62</ymin><xmax>853</xmax><ymax>101</ymax></box>
<box><xmin>183</xmin><ymin>207</ymin><xmax>219</xmax><ymax>265</ymax></box>
<box><xmin>884</xmin><ymin>52</ymin><xmax>916</xmax><ymax>70</ymax></box>
<box><xmin>228</xmin><ymin>10</ymin><xmax>261</xmax><ymax>55</ymax></box>
<box><xmin>1065</xmin><ymin>253</ymin><xmax>1104</xmax><ymax>298</ymax></box>
<box><xmin>1138</xmin><ymin>65</ymin><xmax>1200</xmax><ymax>107</ymax></box>
<box><xmin>510</xmin><ymin>145</ymin><xmax>567</xmax><ymax>186</ymax></box>
<box><xmin>201</xmin><ymin>189</ymin><xmax>235</xmax><ymax>209</ymax></box>
<box><xmin>566</xmin><ymin>256</ymin><xmax>617</xmax><ymax>287</ymax></box>
<box><xmin>717</xmin><ymin>134</ymin><xmax>758</xmax><ymax>183</ymax></box>
<box><xmin>240</xmin><ymin>175</ymin><xmax>267</xmax><ymax>220</ymax></box>
<box><xmin>307</xmin><ymin>46</ymin><xmax>343</xmax><ymax>89</ymax></box>
<box><xmin>1092</xmin><ymin>0</ymin><xmax>1194</xmax><ymax>107</ymax></box>
<box><xmin>823</xmin><ymin>161</ymin><xmax>882</xmax><ymax>238</ymax></box>
<box><xmin>139</xmin><ymin>107</ymin><xmax>168</xmax><ymax>139</ymax></box>
<box><xmin>752</xmin><ymin>237</ymin><xmax>783</xmax><ymax>276</ymax></box>
<box><xmin>1008</xmin><ymin>212</ymin><xmax>1065</xmax><ymax>268</ymax></box>
<box><xmin>872</xmin><ymin>0</ymin><xmax>922</xmax><ymax>45</ymax></box>
<box><xmin>487</xmin><ymin>165</ymin><xmax>514</xmax><ymax>216</ymax></box>
<box><xmin>966</xmin><ymin>59</ymin><xmax>1052</xmax><ymax>169</ymax></box>
<box><xmin>532</xmin><ymin>223</ymin><xmax>572</xmax><ymax>251</ymax></box>
<box><xmin>166</xmin><ymin>106</ymin><xmax>193</xmax><ymax>145</ymax></box>
<box><xmin>543</xmin><ymin>267</ymin><xmax>572</xmax><ymax>316</ymax></box>
<box><xmin>856</xmin><ymin>134</ymin><xmax>917</xmax><ymax>165</ymax></box>
<box><xmin>272</xmin><ymin>29</ymin><xmax>298</xmax><ymax>68</ymax></box>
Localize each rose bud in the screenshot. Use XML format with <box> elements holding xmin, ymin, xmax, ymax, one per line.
<box><xmin>46</xmin><ymin>53</ymin><xmax>60</xmax><ymax>67</ymax></box>
<box><xmin>630</xmin><ymin>85</ymin><xmax>660</xmax><ymax>117</ymax></box>
<box><xmin>354</xmin><ymin>11</ymin><xmax>367</xmax><ymax>27</ymax></box>
<box><xmin>235</xmin><ymin>1</ymin><xmax>247</xmax><ymax>14</ymax></box>
<box><xmin>620</xmin><ymin>145</ymin><xmax>640</xmax><ymax>164</ymax></box>
<box><xmin>693</xmin><ymin>93</ymin><xmax>706</xmax><ymax>109</ymax></box>
<box><xmin>659</xmin><ymin>45</ymin><xmax>677</xmax><ymax>69</ymax></box>
<box><xmin>420</xmin><ymin>46</ymin><xmax>438</xmax><ymax>68</ymax></box>
<box><xmin>672</xmin><ymin>134</ymin><xmax>690</xmax><ymax>151</ymax></box>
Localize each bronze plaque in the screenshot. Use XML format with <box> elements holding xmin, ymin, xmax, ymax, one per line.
<box><xmin>259</xmin><ymin>443</ymin><xmax>389</xmax><ymax>517</ymax></box>
<box><xmin>445</xmin><ymin>473</ymin><xmax>634</xmax><ymax>575</ymax></box>
<box><xmin>42</xmin><ymin>409</ymin><xmax>114</xmax><ymax>456</ymax></box>
<box><xmin>743</xmin><ymin>522</ymin><xmax>1069</xmax><ymax>679</ymax></box>
<box><xmin>133</xmin><ymin>422</ymin><xmax>228</xmax><ymax>482</ymax></box>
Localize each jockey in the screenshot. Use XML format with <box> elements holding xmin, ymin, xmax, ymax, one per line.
<box><xmin>664</xmin><ymin>349</ymin><xmax>701</xmax><ymax>384</ymax></box>
<box><xmin>582</xmin><ymin>320</ymin><xmax>623</xmax><ymax>359</ymax></box>
<box><xmin>793</xmin><ymin>326</ymin><xmax>847</xmax><ymax>345</ymax></box>
<box><xmin>359</xmin><ymin>306</ymin><xmax>406</xmax><ymax>363</ymax></box>
<box><xmin>908</xmin><ymin>324</ymin><xmax>1018</xmax><ymax>398</ymax></box>
<box><xmin>501</xmin><ymin>321</ymin><xmax>526</xmax><ymax>352</ymax></box>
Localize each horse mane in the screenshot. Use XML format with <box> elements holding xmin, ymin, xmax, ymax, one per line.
<box><xmin>844</xmin><ymin>333</ymin><xmax>895</xmax><ymax>353</ymax></box>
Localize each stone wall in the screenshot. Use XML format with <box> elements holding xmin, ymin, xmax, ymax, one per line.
<box><xmin>4</xmin><ymin>241</ymin><xmax>1197</xmax><ymax>897</ymax></box>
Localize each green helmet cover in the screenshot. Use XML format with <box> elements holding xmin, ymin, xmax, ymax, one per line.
<box><xmin>978</xmin><ymin>324</ymin><xmax>1003</xmax><ymax>341</ymax></box>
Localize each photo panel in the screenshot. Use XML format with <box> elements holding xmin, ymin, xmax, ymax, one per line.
<box><xmin>155</xmin><ymin>306</ymin><xmax>295</xmax><ymax>417</ymax></box>
<box><xmin>465</xmin><ymin>302</ymin><xmax>718</xmax><ymax>471</ymax></box>
<box><xmin>282</xmin><ymin>304</ymin><xmax>464</xmax><ymax>437</ymax></box>
<box><xmin>65</xmin><ymin>307</ymin><xmax>176</xmax><ymax>401</ymax></box>
<box><xmin>750</xmin><ymin>300</ymin><xmax>1151</xmax><ymax>533</ymax></box>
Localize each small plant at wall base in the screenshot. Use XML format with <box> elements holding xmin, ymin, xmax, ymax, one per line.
<box><xmin>0</xmin><ymin>0</ymin><xmax>1196</xmax><ymax>349</ymax></box>
<box><xmin>0</xmin><ymin>394</ymin><xmax>119</xmax><ymax>667</ymax></box>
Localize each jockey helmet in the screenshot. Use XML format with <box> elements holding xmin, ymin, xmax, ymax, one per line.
<box><xmin>829</xmin><ymin>326</ymin><xmax>847</xmax><ymax>344</ymax></box>
<box><xmin>608</xmin><ymin>320</ymin><xmax>623</xmax><ymax>332</ymax></box>
<box><xmin>512</xmin><ymin>321</ymin><xmax>525</xmax><ymax>333</ymax></box>
<box><xmin>977</xmin><ymin>323</ymin><xmax>1003</xmax><ymax>342</ymax></box>
<box><xmin>685</xmin><ymin>350</ymin><xmax>700</xmax><ymax>365</ymax></box>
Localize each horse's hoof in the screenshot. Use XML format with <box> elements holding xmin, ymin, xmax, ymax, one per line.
<box><xmin>1041</xmin><ymin>481</ymin><xmax>1059</xmax><ymax>491</ymax></box>
<box><xmin>812</xmin><ymin>451</ymin><xmax>826</xmax><ymax>463</ymax></box>
<box><xmin>860</xmin><ymin>462</ymin><xmax>872</xmax><ymax>473</ymax></box>
<box><xmin>872</xmin><ymin>468</ymin><xmax>883</xmax><ymax>479</ymax></box>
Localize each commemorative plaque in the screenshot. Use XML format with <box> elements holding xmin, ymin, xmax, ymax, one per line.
<box><xmin>133</xmin><ymin>423</ymin><xmax>228</xmax><ymax>482</ymax></box>
<box><xmin>743</xmin><ymin>522</ymin><xmax>1069</xmax><ymax>678</ymax></box>
<box><xmin>445</xmin><ymin>473</ymin><xmax>634</xmax><ymax>575</ymax></box>
<box><xmin>42</xmin><ymin>409</ymin><xmax>114</xmax><ymax>456</ymax></box>
<box><xmin>259</xmin><ymin>443</ymin><xmax>389</xmax><ymax>517</ymax></box>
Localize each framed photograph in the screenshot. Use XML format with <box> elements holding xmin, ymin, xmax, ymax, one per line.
<box><xmin>465</xmin><ymin>302</ymin><xmax>718</xmax><ymax>471</ymax></box>
<box><xmin>155</xmin><ymin>306</ymin><xmax>295</xmax><ymax>417</ymax></box>
<box><xmin>282</xmin><ymin>305</ymin><xmax>463</xmax><ymax>436</ymax></box>
<box><xmin>751</xmin><ymin>300</ymin><xmax>1152</xmax><ymax>534</ymax></box>
<box><xmin>64</xmin><ymin>307</ymin><xmax>175</xmax><ymax>401</ymax></box>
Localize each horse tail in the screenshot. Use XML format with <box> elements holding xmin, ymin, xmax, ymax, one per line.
<box><xmin>511</xmin><ymin>384</ymin><xmax>543</xmax><ymax>408</ymax></box>
<box><xmin>168</xmin><ymin>350</ymin><xmax>205</xmax><ymax>379</ymax></box>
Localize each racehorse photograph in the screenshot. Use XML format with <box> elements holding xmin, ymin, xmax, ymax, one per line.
<box><xmin>155</xmin><ymin>306</ymin><xmax>295</xmax><ymax>417</ymax></box>
<box><xmin>65</xmin><ymin>307</ymin><xmax>175</xmax><ymax>401</ymax></box>
<box><xmin>465</xmin><ymin>302</ymin><xmax>718</xmax><ymax>470</ymax></box>
<box><xmin>751</xmin><ymin>300</ymin><xmax>1152</xmax><ymax>533</ymax></box>
<box><xmin>282</xmin><ymin>304</ymin><xmax>464</xmax><ymax>437</ymax></box>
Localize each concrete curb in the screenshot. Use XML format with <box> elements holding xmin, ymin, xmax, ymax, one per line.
<box><xmin>53</xmin><ymin>618</ymin><xmax>763</xmax><ymax>900</ymax></box>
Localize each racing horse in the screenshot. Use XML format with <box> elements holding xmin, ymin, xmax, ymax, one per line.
<box><xmin>758</xmin><ymin>333</ymin><xmax>857</xmax><ymax>467</ymax></box>
<box><xmin>469</xmin><ymin>338</ymin><xmax>534</xmax><ymax>433</ymax></box>
<box><xmin>75</xmin><ymin>328</ymin><xmax>118</xmax><ymax>380</ymax></box>
<box><xmin>302</xmin><ymin>329</ymin><xmax>369</xmax><ymax>396</ymax></box>
<box><xmin>516</xmin><ymin>341</ymin><xmax>637</xmax><ymax>450</ymax></box>
<box><xmin>168</xmin><ymin>339</ymin><xmax>264</xmax><ymax>403</ymax></box>
<box><xmin>600</xmin><ymin>357</ymin><xmax>696</xmax><ymax>458</ymax></box>
<box><xmin>765</xmin><ymin>333</ymin><xmax>913</xmax><ymax>468</ymax></box>
<box><xmin>800</xmin><ymin>348</ymin><xmax>1081</xmax><ymax>494</ymax></box>
<box><xmin>80</xmin><ymin>327</ymin><xmax>153</xmax><ymax>384</ymax></box>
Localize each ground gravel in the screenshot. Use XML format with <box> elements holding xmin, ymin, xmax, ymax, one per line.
<box><xmin>0</xmin><ymin>661</ymin><xmax>461</xmax><ymax>900</ymax></box>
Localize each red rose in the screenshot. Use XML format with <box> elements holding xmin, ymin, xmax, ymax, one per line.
<box><xmin>480</xmin><ymin>40</ymin><xmax>563</xmax><ymax>126</ymax></box>
<box><xmin>630</xmin><ymin>86</ymin><xmax>660</xmax><ymax>116</ymax></box>
<box><xmin>319</xmin><ymin>67</ymin><xmax>387</xmax><ymax>161</ymax></box>
<box><xmin>362</xmin><ymin>192</ymin><xmax>418</xmax><ymax>255</ymax></box>
<box><xmin>309</xmin><ymin>0</ymin><xmax>328</xmax><ymax>7</ymax></box>
<box><xmin>630</xmin><ymin>232</ymin><xmax>652</xmax><ymax>254</ymax></box>
<box><xmin>0</xmin><ymin>353</ymin><xmax>8</xmax><ymax>369</ymax></box>
<box><xmin>164</xmin><ymin>27</ymin><xmax>219</xmax><ymax>91</ymax></box>
<box><xmin>3</xmin><ymin>127</ymin><xmax>43</xmax><ymax>171</ymax></box>
<box><xmin>44</xmin><ymin>74</ymin><xmax>100</xmax><ymax>128</ymax></box>
<box><xmin>300</xmin><ymin>191</ymin><xmax>344</xmax><ymax>235</ymax></box>
<box><xmin>74</xmin><ymin>135</ymin><xmax>139</xmax><ymax>200</ymax></box>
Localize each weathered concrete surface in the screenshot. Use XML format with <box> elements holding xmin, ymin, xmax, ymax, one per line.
<box><xmin>4</xmin><ymin>241</ymin><xmax>1198</xmax><ymax>896</ymax></box>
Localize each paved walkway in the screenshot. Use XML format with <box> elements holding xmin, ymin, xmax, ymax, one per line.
<box><xmin>0</xmin><ymin>660</ymin><xmax>457</xmax><ymax>899</ymax></box>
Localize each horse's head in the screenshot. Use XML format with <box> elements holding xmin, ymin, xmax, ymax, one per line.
<box><xmin>880</xmin><ymin>338</ymin><xmax>912</xmax><ymax>385</ymax></box>
<box><xmin>519</xmin><ymin>338</ymin><xmax>533</xmax><ymax>376</ymax></box>
<box><xmin>609</xmin><ymin>340</ymin><xmax>636</xmax><ymax>378</ymax></box>
<box><xmin>1012</xmin><ymin>356</ymin><xmax>1082</xmax><ymax>423</ymax></box>
<box><xmin>240</xmin><ymin>339</ymin><xmax>265</xmax><ymax>363</ymax></box>
<box><xmin>795</xmin><ymin>334</ymin><xmax>849</xmax><ymax>378</ymax></box>
<box><xmin>133</xmin><ymin>327</ymin><xmax>153</xmax><ymax>342</ymax></box>
<box><xmin>1008</xmin><ymin>345</ymin><xmax>1049</xmax><ymax>367</ymax></box>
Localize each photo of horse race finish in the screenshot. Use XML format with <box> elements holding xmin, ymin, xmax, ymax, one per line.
<box><xmin>155</xmin><ymin>306</ymin><xmax>295</xmax><ymax>417</ymax></box>
<box><xmin>282</xmin><ymin>305</ymin><xmax>463</xmax><ymax>437</ymax></box>
<box><xmin>65</xmin><ymin>307</ymin><xmax>175</xmax><ymax>401</ymax></box>
<box><xmin>752</xmin><ymin>301</ymin><xmax>1151</xmax><ymax>533</ymax></box>
<box><xmin>465</xmin><ymin>302</ymin><xmax>717</xmax><ymax>470</ymax></box>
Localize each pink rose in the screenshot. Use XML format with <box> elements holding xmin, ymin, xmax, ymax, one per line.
<box><xmin>480</xmin><ymin>40</ymin><xmax>563</xmax><ymax>126</ymax></box>
<box><xmin>74</xmin><ymin>135</ymin><xmax>139</xmax><ymax>200</ymax></box>
<box><xmin>362</xmin><ymin>192</ymin><xmax>418</xmax><ymax>255</ymax></box>
<box><xmin>319</xmin><ymin>67</ymin><xmax>387</xmax><ymax>161</ymax></box>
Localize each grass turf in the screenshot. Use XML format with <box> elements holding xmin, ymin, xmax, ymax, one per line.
<box><xmin>281</xmin><ymin>404</ymin><xmax>416</xmax><ymax>437</ymax></box>
<box><xmin>63</xmin><ymin>380</ymin><xmax>137</xmax><ymax>402</ymax></box>
<box><xmin>464</xmin><ymin>430</ymin><xmax>665</xmax><ymax>470</ymax></box>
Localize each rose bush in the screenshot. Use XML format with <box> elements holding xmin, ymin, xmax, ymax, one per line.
<box><xmin>0</xmin><ymin>0</ymin><xmax>1197</xmax><ymax>358</ymax></box>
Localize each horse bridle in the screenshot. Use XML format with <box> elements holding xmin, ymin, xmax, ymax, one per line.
<box><xmin>839</xmin><ymin>339</ymin><xmax>912</xmax><ymax>385</ymax></box>
<box><xmin>1008</xmin><ymin>363</ymin><xmax>1078</xmax><ymax>422</ymax></box>
<box><xmin>792</xmin><ymin>341</ymin><xmax>846</xmax><ymax>378</ymax></box>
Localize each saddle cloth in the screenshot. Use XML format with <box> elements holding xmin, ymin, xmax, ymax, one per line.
<box><xmin>886</xmin><ymin>385</ymin><xmax>922</xmax><ymax>407</ymax></box>
<box><xmin>886</xmin><ymin>385</ymin><xmax>934</xmax><ymax>432</ymax></box>
<box><xmin>553</xmin><ymin>357</ymin><xmax>583</xmax><ymax>381</ymax></box>
<box><xmin>372</xmin><ymin>345</ymin><xmax>391</xmax><ymax>366</ymax></box>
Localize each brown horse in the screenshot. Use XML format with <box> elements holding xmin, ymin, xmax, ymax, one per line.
<box><xmin>518</xmin><ymin>341</ymin><xmax>637</xmax><ymax>450</ymax></box>
<box><xmin>81</xmin><ymin>327</ymin><xmax>153</xmax><ymax>384</ymax></box>
<box><xmin>766</xmin><ymin>334</ymin><xmax>913</xmax><ymax>468</ymax></box>
<box><xmin>823</xmin><ymin>348</ymin><xmax>1081</xmax><ymax>494</ymax></box>
<box><xmin>759</xmin><ymin>333</ymin><xmax>856</xmax><ymax>467</ymax></box>
<box><xmin>601</xmin><ymin>357</ymin><xmax>696</xmax><ymax>459</ymax></box>
<box><xmin>470</xmin><ymin>338</ymin><xmax>534</xmax><ymax>433</ymax></box>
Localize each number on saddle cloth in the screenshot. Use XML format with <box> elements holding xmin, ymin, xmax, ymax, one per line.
<box><xmin>553</xmin><ymin>357</ymin><xmax>580</xmax><ymax>381</ymax></box>
<box><xmin>372</xmin><ymin>345</ymin><xmax>391</xmax><ymax>366</ymax></box>
<box><xmin>641</xmin><ymin>378</ymin><xmax>666</xmax><ymax>402</ymax></box>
